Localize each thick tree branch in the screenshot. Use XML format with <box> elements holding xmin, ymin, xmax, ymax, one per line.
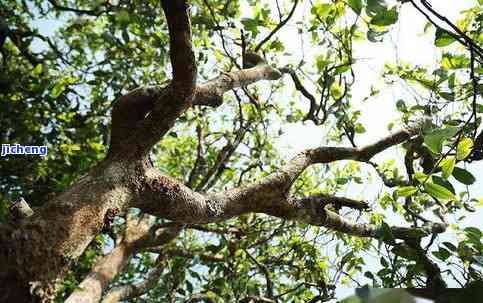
<box><xmin>161</xmin><ymin>0</ymin><xmax>196</xmax><ymax>89</ymax></box>
<box><xmin>95</xmin><ymin>246</ymin><xmax>225</xmax><ymax>303</ymax></box>
<box><xmin>262</xmin><ymin>197</ymin><xmax>445</xmax><ymax>240</ymax></box>
<box><xmin>134</xmin><ymin>127</ymin><xmax>431</xmax><ymax>243</ymax></box>
<box><xmin>109</xmin><ymin>0</ymin><xmax>197</xmax><ymax>157</ymax></box>
<box><xmin>101</xmin><ymin>255</ymin><xmax>166</xmax><ymax>303</ymax></box>
<box><xmin>251</xmin><ymin>126</ymin><xmax>419</xmax><ymax>198</ymax></box>
<box><xmin>193</xmin><ymin>59</ymin><xmax>282</xmax><ymax>107</ymax></box>
<box><xmin>66</xmin><ymin>214</ymin><xmax>181</xmax><ymax>303</ymax></box>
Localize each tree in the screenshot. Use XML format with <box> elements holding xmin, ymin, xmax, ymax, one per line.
<box><xmin>0</xmin><ymin>0</ymin><xmax>482</xmax><ymax>302</ymax></box>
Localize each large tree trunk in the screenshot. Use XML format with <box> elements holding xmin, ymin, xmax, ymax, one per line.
<box><xmin>0</xmin><ymin>158</ymin><xmax>144</xmax><ymax>302</ymax></box>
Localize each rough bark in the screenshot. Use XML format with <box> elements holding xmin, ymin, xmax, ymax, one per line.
<box><xmin>0</xmin><ymin>159</ymin><xmax>136</xmax><ymax>302</ymax></box>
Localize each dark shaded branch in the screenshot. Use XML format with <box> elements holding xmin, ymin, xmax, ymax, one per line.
<box><xmin>279</xmin><ymin>67</ymin><xmax>318</xmax><ymax>121</ymax></box>
<box><xmin>418</xmin><ymin>0</ymin><xmax>483</xmax><ymax>58</ymax></box>
<box><xmin>195</xmin><ymin>125</ymin><xmax>247</xmax><ymax>191</ymax></box>
<box><xmin>187</xmin><ymin>124</ymin><xmax>206</xmax><ymax>188</ymax></box>
<box><xmin>261</xmin><ymin>196</ymin><xmax>445</xmax><ymax>241</ymax></box>
<box><xmin>406</xmin><ymin>0</ymin><xmax>483</xmax><ymax>61</ymax></box>
<box><xmin>6</xmin><ymin>29</ymin><xmax>42</xmax><ymax>66</ymax></box>
<box><xmin>299</xmin><ymin>193</ymin><xmax>369</xmax><ymax>211</ymax></box>
<box><xmin>146</xmin><ymin>246</ymin><xmax>225</xmax><ymax>263</ymax></box>
<box><xmin>405</xmin><ymin>239</ymin><xmax>446</xmax><ymax>290</ymax></box>
<box><xmin>110</xmin><ymin>0</ymin><xmax>197</xmax><ymax>157</ymax></box>
<box><xmin>47</xmin><ymin>0</ymin><xmax>108</xmax><ymax>16</ymax></box>
<box><xmin>245</xmin><ymin>249</ymin><xmax>274</xmax><ymax>298</ymax></box>
<box><xmin>161</xmin><ymin>0</ymin><xmax>196</xmax><ymax>88</ymax></box>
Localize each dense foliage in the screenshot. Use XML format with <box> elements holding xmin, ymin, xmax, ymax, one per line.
<box><xmin>1</xmin><ymin>0</ymin><xmax>482</xmax><ymax>302</ymax></box>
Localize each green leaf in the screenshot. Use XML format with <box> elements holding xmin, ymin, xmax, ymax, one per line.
<box><xmin>334</xmin><ymin>64</ymin><xmax>351</xmax><ymax>75</ymax></box>
<box><xmin>396</xmin><ymin>186</ymin><xmax>418</xmax><ymax>198</ymax></box>
<box><xmin>432</xmin><ymin>175</ymin><xmax>456</xmax><ymax>194</ymax></box>
<box><xmin>116</xmin><ymin>9</ymin><xmax>130</xmax><ymax>25</ymax></box>
<box><xmin>311</xmin><ymin>3</ymin><xmax>332</xmax><ymax>21</ymax></box>
<box><xmin>456</xmin><ymin>137</ymin><xmax>473</xmax><ymax>160</ymax></box>
<box><xmin>354</xmin><ymin>123</ymin><xmax>366</xmax><ymax>134</ymax></box>
<box><xmin>348</xmin><ymin>0</ymin><xmax>363</xmax><ymax>15</ymax></box>
<box><xmin>433</xmin><ymin>247</ymin><xmax>451</xmax><ymax>261</ymax></box>
<box><xmin>396</xmin><ymin>99</ymin><xmax>407</xmax><ymax>112</ymax></box>
<box><xmin>377</xmin><ymin>222</ymin><xmax>395</xmax><ymax>243</ymax></box>
<box><xmin>414</xmin><ymin>172</ymin><xmax>428</xmax><ymax>183</ymax></box>
<box><xmin>366</xmin><ymin>0</ymin><xmax>387</xmax><ymax>16</ymax></box>
<box><xmin>464</xmin><ymin>227</ymin><xmax>482</xmax><ymax>244</ymax></box>
<box><xmin>424</xmin><ymin>181</ymin><xmax>456</xmax><ymax>201</ymax></box>
<box><xmin>367</xmin><ymin>28</ymin><xmax>387</xmax><ymax>42</ymax></box>
<box><xmin>336</xmin><ymin>177</ymin><xmax>348</xmax><ymax>185</ymax></box>
<box><xmin>439</xmin><ymin>156</ymin><xmax>455</xmax><ymax>179</ymax></box>
<box><xmin>186</xmin><ymin>280</ymin><xmax>193</xmax><ymax>293</ymax></box>
<box><xmin>330</xmin><ymin>84</ymin><xmax>343</xmax><ymax>99</ymax></box>
<box><xmin>241</xmin><ymin>18</ymin><xmax>260</xmax><ymax>35</ymax></box>
<box><xmin>423</xmin><ymin>126</ymin><xmax>459</xmax><ymax>154</ymax></box>
<box><xmin>435</xmin><ymin>28</ymin><xmax>456</xmax><ymax>47</ymax></box>
<box><xmin>438</xmin><ymin>91</ymin><xmax>454</xmax><ymax>101</ymax></box>
<box><xmin>33</xmin><ymin>63</ymin><xmax>43</xmax><ymax>76</ymax></box>
<box><xmin>452</xmin><ymin>167</ymin><xmax>476</xmax><ymax>185</ymax></box>
<box><xmin>51</xmin><ymin>82</ymin><xmax>65</xmax><ymax>98</ymax></box>
<box><xmin>370</xmin><ymin>7</ymin><xmax>398</xmax><ymax>26</ymax></box>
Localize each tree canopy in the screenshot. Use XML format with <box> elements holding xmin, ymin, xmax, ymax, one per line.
<box><xmin>0</xmin><ymin>0</ymin><xmax>482</xmax><ymax>302</ymax></box>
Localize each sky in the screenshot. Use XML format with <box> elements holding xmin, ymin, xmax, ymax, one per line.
<box><xmin>264</xmin><ymin>0</ymin><xmax>481</xmax><ymax>301</ymax></box>
<box><xmin>275</xmin><ymin>0</ymin><xmax>482</xmax><ymax>219</ymax></box>
<box><xmin>30</xmin><ymin>0</ymin><xmax>481</xmax><ymax>301</ymax></box>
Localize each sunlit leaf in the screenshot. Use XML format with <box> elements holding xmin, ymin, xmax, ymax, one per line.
<box><xmin>396</xmin><ymin>186</ymin><xmax>418</xmax><ymax>198</ymax></box>
<box><xmin>439</xmin><ymin>156</ymin><xmax>455</xmax><ymax>179</ymax></box>
<box><xmin>435</xmin><ymin>28</ymin><xmax>456</xmax><ymax>47</ymax></box>
<box><xmin>424</xmin><ymin>181</ymin><xmax>456</xmax><ymax>201</ymax></box>
<box><xmin>456</xmin><ymin>137</ymin><xmax>473</xmax><ymax>160</ymax></box>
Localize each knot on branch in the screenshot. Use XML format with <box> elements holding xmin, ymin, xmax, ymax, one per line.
<box><xmin>243</xmin><ymin>51</ymin><xmax>282</xmax><ymax>80</ymax></box>
<box><xmin>243</xmin><ymin>52</ymin><xmax>265</xmax><ymax>68</ymax></box>
<box><xmin>8</xmin><ymin>197</ymin><xmax>34</xmax><ymax>221</ymax></box>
